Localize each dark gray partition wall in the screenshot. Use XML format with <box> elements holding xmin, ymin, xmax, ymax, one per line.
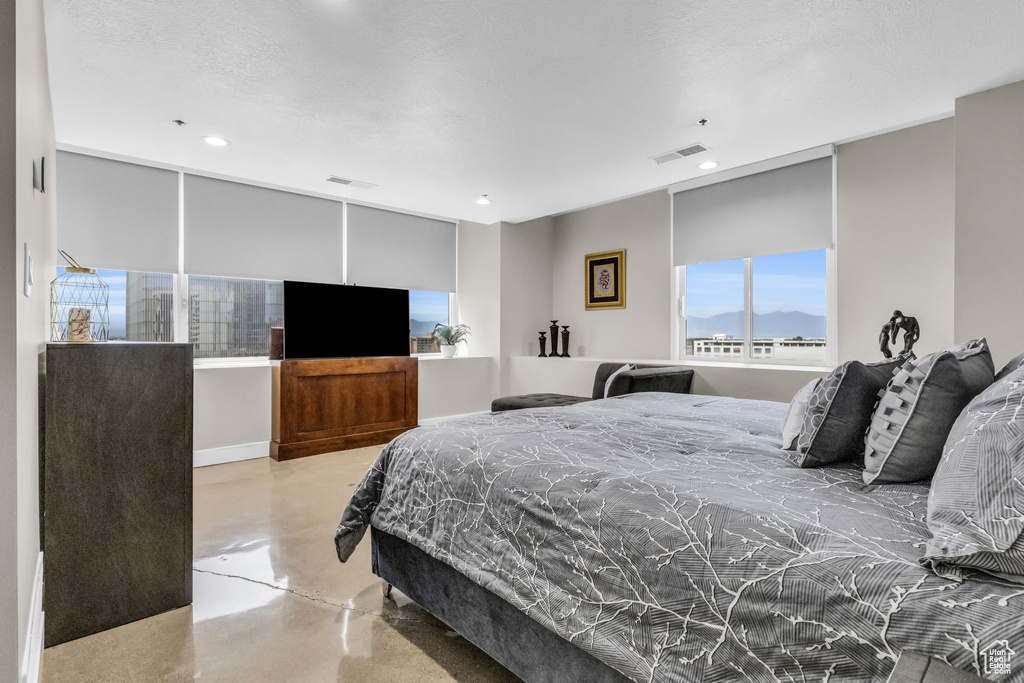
<box><xmin>43</xmin><ymin>342</ymin><xmax>193</xmax><ymax>647</ymax></box>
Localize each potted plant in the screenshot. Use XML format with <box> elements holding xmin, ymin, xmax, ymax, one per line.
<box><xmin>432</xmin><ymin>323</ymin><xmax>472</xmax><ymax>358</ymax></box>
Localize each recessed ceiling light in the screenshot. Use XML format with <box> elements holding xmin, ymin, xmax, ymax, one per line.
<box><xmin>697</xmin><ymin>160</ymin><xmax>719</xmax><ymax>170</ymax></box>
<box><xmin>201</xmin><ymin>136</ymin><xmax>230</xmax><ymax>147</ymax></box>
<box><xmin>476</xmin><ymin>194</ymin><xmax>491</xmax><ymax>205</ymax></box>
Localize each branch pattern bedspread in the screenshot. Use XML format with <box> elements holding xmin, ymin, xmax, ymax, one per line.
<box><xmin>335</xmin><ymin>393</ymin><xmax>1024</xmax><ymax>682</ymax></box>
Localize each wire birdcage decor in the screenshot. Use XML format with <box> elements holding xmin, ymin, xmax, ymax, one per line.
<box><xmin>50</xmin><ymin>250</ymin><xmax>109</xmax><ymax>342</ymax></box>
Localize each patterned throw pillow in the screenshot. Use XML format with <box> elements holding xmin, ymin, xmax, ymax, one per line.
<box><xmin>781</xmin><ymin>378</ymin><xmax>821</xmax><ymax>450</ymax></box>
<box><xmin>995</xmin><ymin>350</ymin><xmax>1024</xmax><ymax>382</ymax></box>
<box><xmin>863</xmin><ymin>339</ymin><xmax>994</xmax><ymax>485</ymax></box>
<box><xmin>922</xmin><ymin>366</ymin><xmax>1024</xmax><ymax>583</ymax></box>
<box><xmin>795</xmin><ymin>354</ymin><xmax>913</xmax><ymax>468</ymax></box>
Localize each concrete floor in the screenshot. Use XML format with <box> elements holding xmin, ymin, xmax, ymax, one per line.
<box><xmin>41</xmin><ymin>446</ymin><xmax>521</xmax><ymax>683</ymax></box>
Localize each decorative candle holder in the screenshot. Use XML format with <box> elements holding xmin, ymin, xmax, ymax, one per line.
<box><xmin>549</xmin><ymin>320</ymin><xmax>560</xmax><ymax>357</ymax></box>
<box><xmin>560</xmin><ymin>326</ymin><xmax>571</xmax><ymax>358</ymax></box>
<box><xmin>538</xmin><ymin>332</ymin><xmax>548</xmax><ymax>358</ymax></box>
<box><xmin>50</xmin><ymin>251</ymin><xmax>109</xmax><ymax>343</ymax></box>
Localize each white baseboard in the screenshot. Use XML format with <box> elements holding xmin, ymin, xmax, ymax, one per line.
<box><xmin>20</xmin><ymin>551</ymin><xmax>43</xmax><ymax>683</ymax></box>
<box><xmin>419</xmin><ymin>412</ymin><xmax>486</xmax><ymax>426</ymax></box>
<box><xmin>193</xmin><ymin>441</ymin><xmax>269</xmax><ymax>468</ymax></box>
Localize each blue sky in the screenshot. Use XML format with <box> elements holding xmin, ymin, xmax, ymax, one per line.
<box><xmin>686</xmin><ymin>249</ymin><xmax>826</xmax><ymax>318</ymax></box>
<box><xmin>409</xmin><ymin>290</ymin><xmax>449</xmax><ymax>323</ymax></box>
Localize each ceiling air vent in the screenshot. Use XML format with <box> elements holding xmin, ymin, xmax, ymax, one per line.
<box><xmin>327</xmin><ymin>175</ymin><xmax>377</xmax><ymax>190</ymax></box>
<box><xmin>651</xmin><ymin>143</ymin><xmax>710</xmax><ymax>165</ymax></box>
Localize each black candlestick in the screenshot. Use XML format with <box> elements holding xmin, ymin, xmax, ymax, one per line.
<box><xmin>538</xmin><ymin>332</ymin><xmax>547</xmax><ymax>358</ymax></box>
<box><xmin>560</xmin><ymin>326</ymin><xmax>571</xmax><ymax>358</ymax></box>
<box><xmin>549</xmin><ymin>320</ymin><xmax>559</xmax><ymax>357</ymax></box>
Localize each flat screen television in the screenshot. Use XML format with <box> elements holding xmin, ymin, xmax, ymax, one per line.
<box><xmin>283</xmin><ymin>281</ymin><xmax>410</xmax><ymax>359</ymax></box>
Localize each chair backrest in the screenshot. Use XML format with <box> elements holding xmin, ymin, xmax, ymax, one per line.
<box><xmin>591</xmin><ymin>363</ymin><xmax>668</xmax><ymax>400</ymax></box>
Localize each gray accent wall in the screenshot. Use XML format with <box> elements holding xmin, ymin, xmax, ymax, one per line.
<box><xmin>954</xmin><ymin>80</ymin><xmax>1024</xmax><ymax>370</ymax></box>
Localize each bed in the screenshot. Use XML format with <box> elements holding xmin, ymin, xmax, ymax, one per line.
<box><xmin>335</xmin><ymin>393</ymin><xmax>1024</xmax><ymax>682</ymax></box>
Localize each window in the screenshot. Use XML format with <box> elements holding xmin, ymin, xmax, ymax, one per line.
<box><xmin>752</xmin><ymin>250</ymin><xmax>827</xmax><ymax>362</ymax></box>
<box><xmin>680</xmin><ymin>249</ymin><xmax>828</xmax><ymax>363</ymax></box>
<box><xmin>683</xmin><ymin>259</ymin><xmax>744</xmax><ymax>358</ymax></box>
<box><xmin>187</xmin><ymin>275</ymin><xmax>283</xmax><ymax>359</ymax></box>
<box><xmin>57</xmin><ymin>267</ymin><xmax>174</xmax><ymax>342</ymax></box>
<box><xmin>409</xmin><ymin>290</ymin><xmax>451</xmax><ymax>355</ymax></box>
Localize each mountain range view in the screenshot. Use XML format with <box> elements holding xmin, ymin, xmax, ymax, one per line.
<box><xmin>410</xmin><ymin>318</ymin><xmax>445</xmax><ymax>336</ymax></box>
<box><xmin>687</xmin><ymin>310</ymin><xmax>825</xmax><ymax>339</ymax></box>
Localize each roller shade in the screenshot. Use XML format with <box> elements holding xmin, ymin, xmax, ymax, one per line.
<box><xmin>346</xmin><ymin>204</ymin><xmax>457</xmax><ymax>292</ymax></box>
<box><xmin>56</xmin><ymin>151</ymin><xmax>180</xmax><ymax>273</ymax></box>
<box><xmin>184</xmin><ymin>175</ymin><xmax>344</xmax><ymax>283</ymax></box>
<box><xmin>672</xmin><ymin>156</ymin><xmax>833</xmax><ymax>265</ymax></box>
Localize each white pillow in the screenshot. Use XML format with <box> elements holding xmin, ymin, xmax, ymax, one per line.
<box><xmin>781</xmin><ymin>378</ymin><xmax>821</xmax><ymax>450</ymax></box>
<box><xmin>604</xmin><ymin>364</ymin><xmax>636</xmax><ymax>399</ymax></box>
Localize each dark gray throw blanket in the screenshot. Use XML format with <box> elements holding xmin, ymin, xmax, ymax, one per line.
<box><xmin>336</xmin><ymin>393</ymin><xmax>1024</xmax><ymax>682</ymax></box>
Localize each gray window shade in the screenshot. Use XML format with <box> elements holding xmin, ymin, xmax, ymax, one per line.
<box><xmin>56</xmin><ymin>151</ymin><xmax>180</xmax><ymax>273</ymax></box>
<box><xmin>672</xmin><ymin>156</ymin><xmax>833</xmax><ymax>265</ymax></box>
<box><xmin>183</xmin><ymin>175</ymin><xmax>344</xmax><ymax>283</ymax></box>
<box><xmin>346</xmin><ymin>204</ymin><xmax>457</xmax><ymax>292</ymax></box>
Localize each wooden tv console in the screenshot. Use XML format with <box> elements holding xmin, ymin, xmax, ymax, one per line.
<box><xmin>271</xmin><ymin>356</ymin><xmax>418</xmax><ymax>461</ymax></box>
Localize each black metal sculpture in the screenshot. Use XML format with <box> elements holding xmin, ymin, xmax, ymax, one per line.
<box><xmin>879</xmin><ymin>310</ymin><xmax>920</xmax><ymax>359</ymax></box>
<box><xmin>538</xmin><ymin>332</ymin><xmax>548</xmax><ymax>358</ymax></box>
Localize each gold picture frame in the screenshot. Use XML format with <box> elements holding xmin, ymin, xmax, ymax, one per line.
<box><xmin>584</xmin><ymin>249</ymin><xmax>626</xmax><ymax>310</ymax></box>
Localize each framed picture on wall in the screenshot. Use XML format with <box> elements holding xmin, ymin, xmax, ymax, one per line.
<box><xmin>584</xmin><ymin>249</ymin><xmax>626</xmax><ymax>310</ymax></box>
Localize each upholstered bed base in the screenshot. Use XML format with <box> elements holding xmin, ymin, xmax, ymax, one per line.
<box><xmin>370</xmin><ymin>527</ymin><xmax>629</xmax><ymax>683</ymax></box>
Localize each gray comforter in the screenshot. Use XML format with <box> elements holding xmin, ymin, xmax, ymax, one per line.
<box><xmin>335</xmin><ymin>393</ymin><xmax>1024</xmax><ymax>682</ymax></box>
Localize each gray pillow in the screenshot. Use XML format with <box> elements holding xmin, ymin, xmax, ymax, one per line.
<box><xmin>921</xmin><ymin>366</ymin><xmax>1024</xmax><ymax>583</ymax></box>
<box><xmin>863</xmin><ymin>339</ymin><xmax>994</xmax><ymax>485</ymax></box>
<box><xmin>795</xmin><ymin>354</ymin><xmax>913</xmax><ymax>468</ymax></box>
<box><xmin>995</xmin><ymin>350</ymin><xmax>1024</xmax><ymax>382</ymax></box>
<box><xmin>781</xmin><ymin>378</ymin><xmax>820</xmax><ymax>450</ymax></box>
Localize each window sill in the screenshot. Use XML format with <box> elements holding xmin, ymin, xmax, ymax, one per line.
<box><xmin>194</xmin><ymin>358</ymin><xmax>272</xmax><ymax>370</ymax></box>
<box><xmin>510</xmin><ymin>356</ymin><xmax>832</xmax><ymax>372</ymax></box>
<box><xmin>677</xmin><ymin>358</ymin><xmax>832</xmax><ymax>372</ymax></box>
<box><xmin>194</xmin><ymin>355</ymin><xmax>495</xmax><ymax>368</ymax></box>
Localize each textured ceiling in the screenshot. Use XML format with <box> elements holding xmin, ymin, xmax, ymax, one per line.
<box><xmin>44</xmin><ymin>0</ymin><xmax>1024</xmax><ymax>223</ymax></box>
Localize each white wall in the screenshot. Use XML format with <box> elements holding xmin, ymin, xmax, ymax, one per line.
<box><xmin>954</xmin><ymin>80</ymin><xmax>1024</xmax><ymax>370</ymax></box>
<box><xmin>0</xmin><ymin>3</ymin><xmax>18</xmax><ymax>672</ymax></box>
<box><xmin>552</xmin><ymin>190</ymin><xmax>671</xmax><ymax>359</ymax></box>
<box><xmin>418</xmin><ymin>357</ymin><xmax>498</xmax><ymax>419</ymax></box>
<box><xmin>1</xmin><ymin>0</ymin><xmax>55</xmax><ymax>678</ymax></box>
<box><xmin>193</xmin><ymin>366</ymin><xmax>272</xmax><ymax>453</ymax></box>
<box><xmin>836</xmin><ymin>118</ymin><xmax>956</xmax><ymax>362</ymax></box>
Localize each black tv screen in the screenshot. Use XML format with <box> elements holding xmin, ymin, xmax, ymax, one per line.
<box><xmin>283</xmin><ymin>282</ymin><xmax>410</xmax><ymax>359</ymax></box>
